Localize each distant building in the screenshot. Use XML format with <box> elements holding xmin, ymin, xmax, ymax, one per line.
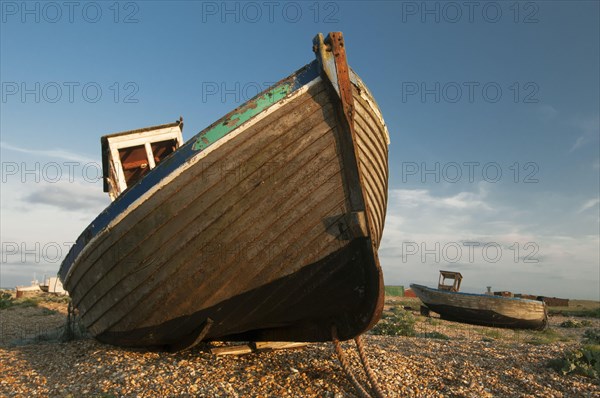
<box><xmin>541</xmin><ymin>297</ymin><xmax>569</xmax><ymax>307</ymax></box>
<box><xmin>384</xmin><ymin>286</ymin><xmax>405</xmax><ymax>297</ymax></box>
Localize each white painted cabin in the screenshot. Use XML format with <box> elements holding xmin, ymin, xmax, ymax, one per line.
<box><xmin>101</xmin><ymin>118</ymin><xmax>184</xmax><ymax>200</ymax></box>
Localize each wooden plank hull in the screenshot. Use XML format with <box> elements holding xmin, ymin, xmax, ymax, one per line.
<box><xmin>59</xmin><ymin>38</ymin><xmax>389</xmax><ymax>349</ymax></box>
<box><xmin>410</xmin><ymin>284</ymin><xmax>548</xmax><ymax>330</ymax></box>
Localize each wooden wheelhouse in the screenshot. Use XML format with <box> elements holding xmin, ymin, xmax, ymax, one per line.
<box><xmin>438</xmin><ymin>270</ymin><xmax>463</xmax><ymax>292</ymax></box>
<box><xmin>101</xmin><ymin>118</ymin><xmax>184</xmax><ymax>200</ymax></box>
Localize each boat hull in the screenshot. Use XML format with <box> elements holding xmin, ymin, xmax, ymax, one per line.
<box><xmin>96</xmin><ymin>238</ymin><xmax>379</xmax><ymax>348</ymax></box>
<box><xmin>410</xmin><ymin>284</ymin><xmax>548</xmax><ymax>330</ymax></box>
<box><xmin>59</xmin><ymin>43</ymin><xmax>389</xmax><ymax>349</ymax></box>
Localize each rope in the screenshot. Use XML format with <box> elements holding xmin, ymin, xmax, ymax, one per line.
<box><xmin>63</xmin><ymin>300</ymin><xmax>75</xmax><ymax>341</ymax></box>
<box><xmin>332</xmin><ymin>327</ymin><xmax>373</xmax><ymax>398</ymax></box>
<box><xmin>354</xmin><ymin>335</ymin><xmax>386</xmax><ymax>398</ymax></box>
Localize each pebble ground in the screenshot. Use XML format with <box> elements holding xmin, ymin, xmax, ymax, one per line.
<box><xmin>1</xmin><ymin>297</ymin><xmax>598</xmax><ymax>397</ymax></box>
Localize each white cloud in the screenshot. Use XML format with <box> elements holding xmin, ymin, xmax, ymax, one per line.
<box><xmin>22</xmin><ymin>181</ymin><xmax>109</xmax><ymax>211</ymax></box>
<box><xmin>0</xmin><ymin>141</ymin><xmax>96</xmax><ymax>163</ymax></box>
<box><xmin>1</xmin><ymin>174</ymin><xmax>109</xmax><ymax>288</ymax></box>
<box><xmin>391</xmin><ymin>187</ymin><xmax>490</xmax><ymax>211</ymax></box>
<box><xmin>569</xmin><ymin>114</ymin><xmax>600</xmax><ymax>152</ymax></box>
<box><xmin>578</xmin><ymin>198</ymin><xmax>600</xmax><ymax>213</ymax></box>
<box><xmin>379</xmin><ymin>187</ymin><xmax>600</xmax><ymax>299</ymax></box>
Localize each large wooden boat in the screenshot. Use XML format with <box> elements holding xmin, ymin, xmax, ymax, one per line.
<box><xmin>58</xmin><ymin>32</ymin><xmax>389</xmax><ymax>350</ymax></box>
<box><xmin>411</xmin><ymin>272</ymin><xmax>548</xmax><ymax>330</ymax></box>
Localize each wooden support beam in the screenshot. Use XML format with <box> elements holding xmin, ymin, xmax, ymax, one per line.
<box><xmin>210</xmin><ymin>342</ymin><xmax>309</xmax><ymax>356</ymax></box>
<box><xmin>255</xmin><ymin>342</ymin><xmax>309</xmax><ymax>351</ymax></box>
<box><xmin>211</xmin><ymin>345</ymin><xmax>253</xmax><ymax>356</ymax></box>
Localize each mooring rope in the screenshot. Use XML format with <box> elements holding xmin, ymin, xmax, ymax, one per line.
<box><xmin>332</xmin><ymin>326</ymin><xmax>386</xmax><ymax>398</ymax></box>
<box><xmin>332</xmin><ymin>327</ymin><xmax>373</xmax><ymax>398</ymax></box>
<box><xmin>354</xmin><ymin>335</ymin><xmax>386</xmax><ymax>398</ymax></box>
<box><xmin>63</xmin><ymin>300</ymin><xmax>75</xmax><ymax>341</ymax></box>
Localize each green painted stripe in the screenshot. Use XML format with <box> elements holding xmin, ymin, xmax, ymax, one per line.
<box><xmin>192</xmin><ymin>83</ymin><xmax>292</xmax><ymax>151</ymax></box>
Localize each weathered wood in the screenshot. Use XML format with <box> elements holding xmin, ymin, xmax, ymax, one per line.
<box><xmin>210</xmin><ymin>342</ymin><xmax>307</xmax><ymax>355</ymax></box>
<box><xmin>254</xmin><ymin>342</ymin><xmax>308</xmax><ymax>351</ymax></box>
<box><xmin>70</xmin><ymin>85</ymin><xmax>331</xmax><ymax>298</ymax></box>
<box><xmin>168</xmin><ymin>318</ymin><xmax>213</xmax><ymax>352</ymax></box>
<box><xmin>352</xmin><ymin>83</ymin><xmax>389</xmax><ymax>248</ymax></box>
<box><xmin>61</xmin><ymin>33</ymin><xmax>390</xmax><ymax>349</ymax></box>
<box><xmin>101</xmin><ymin>121</ymin><xmax>184</xmax><ymax>199</ymax></box>
<box><xmin>76</xmin><ymin>90</ymin><xmax>333</xmax><ymax>322</ymax></box>
<box><xmin>83</xmin><ymin>87</ymin><xmax>346</xmax><ymax>334</ymax></box>
<box><xmin>411</xmin><ymin>284</ymin><xmax>548</xmax><ymax>330</ymax></box>
<box><xmin>211</xmin><ymin>345</ymin><xmax>253</xmax><ymax>356</ymax></box>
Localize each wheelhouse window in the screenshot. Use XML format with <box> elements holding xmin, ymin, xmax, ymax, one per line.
<box><xmin>119</xmin><ymin>144</ymin><xmax>151</xmax><ymax>188</ymax></box>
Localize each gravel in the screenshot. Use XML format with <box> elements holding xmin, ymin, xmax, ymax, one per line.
<box><xmin>1</xmin><ymin>298</ymin><xmax>598</xmax><ymax>397</ymax></box>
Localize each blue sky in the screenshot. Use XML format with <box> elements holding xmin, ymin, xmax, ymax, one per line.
<box><xmin>1</xmin><ymin>1</ymin><xmax>598</xmax><ymax>299</ymax></box>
